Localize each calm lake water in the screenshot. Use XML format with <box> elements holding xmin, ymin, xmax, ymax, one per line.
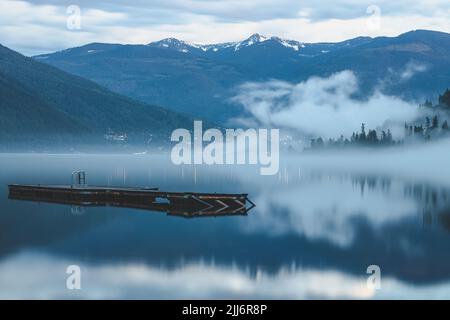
<box><xmin>1</xmin><ymin>149</ymin><xmax>450</xmax><ymax>299</ymax></box>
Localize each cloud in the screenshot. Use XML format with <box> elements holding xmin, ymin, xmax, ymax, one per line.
<box><xmin>3</xmin><ymin>251</ymin><xmax>450</xmax><ymax>299</ymax></box>
<box><xmin>233</xmin><ymin>70</ymin><xmax>420</xmax><ymax>139</ymax></box>
<box><xmin>21</xmin><ymin>0</ymin><xmax>450</xmax><ymax>23</ymax></box>
<box><xmin>0</xmin><ymin>252</ymin><xmax>373</xmax><ymax>299</ymax></box>
<box><xmin>0</xmin><ymin>0</ymin><xmax>128</xmax><ymax>54</ymax></box>
<box><xmin>244</xmin><ymin>176</ymin><xmax>417</xmax><ymax>247</ymax></box>
<box><xmin>400</xmin><ymin>61</ymin><xmax>428</xmax><ymax>81</ymax></box>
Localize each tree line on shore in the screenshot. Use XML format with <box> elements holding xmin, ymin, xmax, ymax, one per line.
<box><xmin>307</xmin><ymin>89</ymin><xmax>450</xmax><ymax>150</ymax></box>
<box><xmin>309</xmin><ymin>116</ymin><xmax>450</xmax><ymax>150</ymax></box>
<box><xmin>309</xmin><ymin>123</ymin><xmax>399</xmax><ymax>150</ymax></box>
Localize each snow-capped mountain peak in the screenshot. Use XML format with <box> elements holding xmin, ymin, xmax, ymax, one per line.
<box><xmin>270</xmin><ymin>36</ymin><xmax>305</xmax><ymax>51</ymax></box>
<box><xmin>147</xmin><ymin>33</ymin><xmax>306</xmax><ymax>53</ymax></box>
<box><xmin>234</xmin><ymin>33</ymin><xmax>268</xmax><ymax>51</ymax></box>
<box><xmin>147</xmin><ymin>38</ymin><xmax>196</xmax><ymax>53</ymax></box>
<box><xmin>242</xmin><ymin>33</ymin><xmax>269</xmax><ymax>44</ymax></box>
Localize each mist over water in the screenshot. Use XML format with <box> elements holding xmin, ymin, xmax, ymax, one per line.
<box><xmin>1</xmin><ymin>140</ymin><xmax>450</xmax><ymax>299</ymax></box>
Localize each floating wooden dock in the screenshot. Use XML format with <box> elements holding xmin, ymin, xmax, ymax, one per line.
<box><xmin>8</xmin><ymin>183</ymin><xmax>255</xmax><ymax>218</ymax></box>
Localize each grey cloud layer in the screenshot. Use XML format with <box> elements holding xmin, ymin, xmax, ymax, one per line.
<box><xmin>23</xmin><ymin>0</ymin><xmax>450</xmax><ymax>22</ymax></box>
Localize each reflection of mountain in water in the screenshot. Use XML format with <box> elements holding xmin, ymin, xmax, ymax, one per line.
<box><xmin>2</xmin><ymin>157</ymin><xmax>450</xmax><ymax>290</ymax></box>
<box><xmin>351</xmin><ymin>175</ymin><xmax>450</xmax><ymax>232</ymax></box>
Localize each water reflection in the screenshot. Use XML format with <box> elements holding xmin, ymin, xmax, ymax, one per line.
<box><xmin>1</xmin><ymin>153</ymin><xmax>450</xmax><ymax>299</ymax></box>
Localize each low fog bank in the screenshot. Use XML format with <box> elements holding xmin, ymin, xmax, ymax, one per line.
<box><xmin>0</xmin><ymin>143</ymin><xmax>174</xmax><ymax>155</ymax></box>
<box><xmin>284</xmin><ymin>137</ymin><xmax>450</xmax><ymax>187</ymax></box>
<box><xmin>233</xmin><ymin>70</ymin><xmax>422</xmax><ymax>140</ymax></box>
<box><xmin>2</xmin><ymin>137</ymin><xmax>450</xmax><ymax>187</ymax></box>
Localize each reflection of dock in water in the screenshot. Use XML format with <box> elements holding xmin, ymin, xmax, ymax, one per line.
<box><xmin>8</xmin><ymin>172</ymin><xmax>255</xmax><ymax>218</ymax></box>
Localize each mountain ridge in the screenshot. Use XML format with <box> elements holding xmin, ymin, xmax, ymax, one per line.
<box><xmin>0</xmin><ymin>44</ymin><xmax>196</xmax><ymax>147</ymax></box>
<box><xmin>35</xmin><ymin>29</ymin><xmax>449</xmax><ymax>58</ymax></box>
<box><xmin>33</xmin><ymin>29</ymin><xmax>450</xmax><ymax>123</ymax></box>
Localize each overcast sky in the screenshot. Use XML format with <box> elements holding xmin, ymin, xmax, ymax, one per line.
<box><xmin>1</xmin><ymin>0</ymin><xmax>449</xmax><ymax>56</ymax></box>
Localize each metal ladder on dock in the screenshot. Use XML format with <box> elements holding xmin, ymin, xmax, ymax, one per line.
<box><xmin>71</xmin><ymin>170</ymin><xmax>86</xmax><ymax>187</ymax></box>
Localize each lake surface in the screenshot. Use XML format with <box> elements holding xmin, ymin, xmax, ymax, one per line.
<box><xmin>1</xmin><ymin>149</ymin><xmax>450</xmax><ymax>299</ymax></box>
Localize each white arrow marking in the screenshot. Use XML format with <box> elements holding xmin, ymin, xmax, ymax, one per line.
<box><xmin>190</xmin><ymin>196</ymin><xmax>214</xmax><ymax>214</ymax></box>
<box><xmin>231</xmin><ymin>199</ymin><xmax>246</xmax><ymax>213</ymax></box>
<box><xmin>214</xmin><ymin>200</ymin><xmax>229</xmax><ymax>213</ymax></box>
